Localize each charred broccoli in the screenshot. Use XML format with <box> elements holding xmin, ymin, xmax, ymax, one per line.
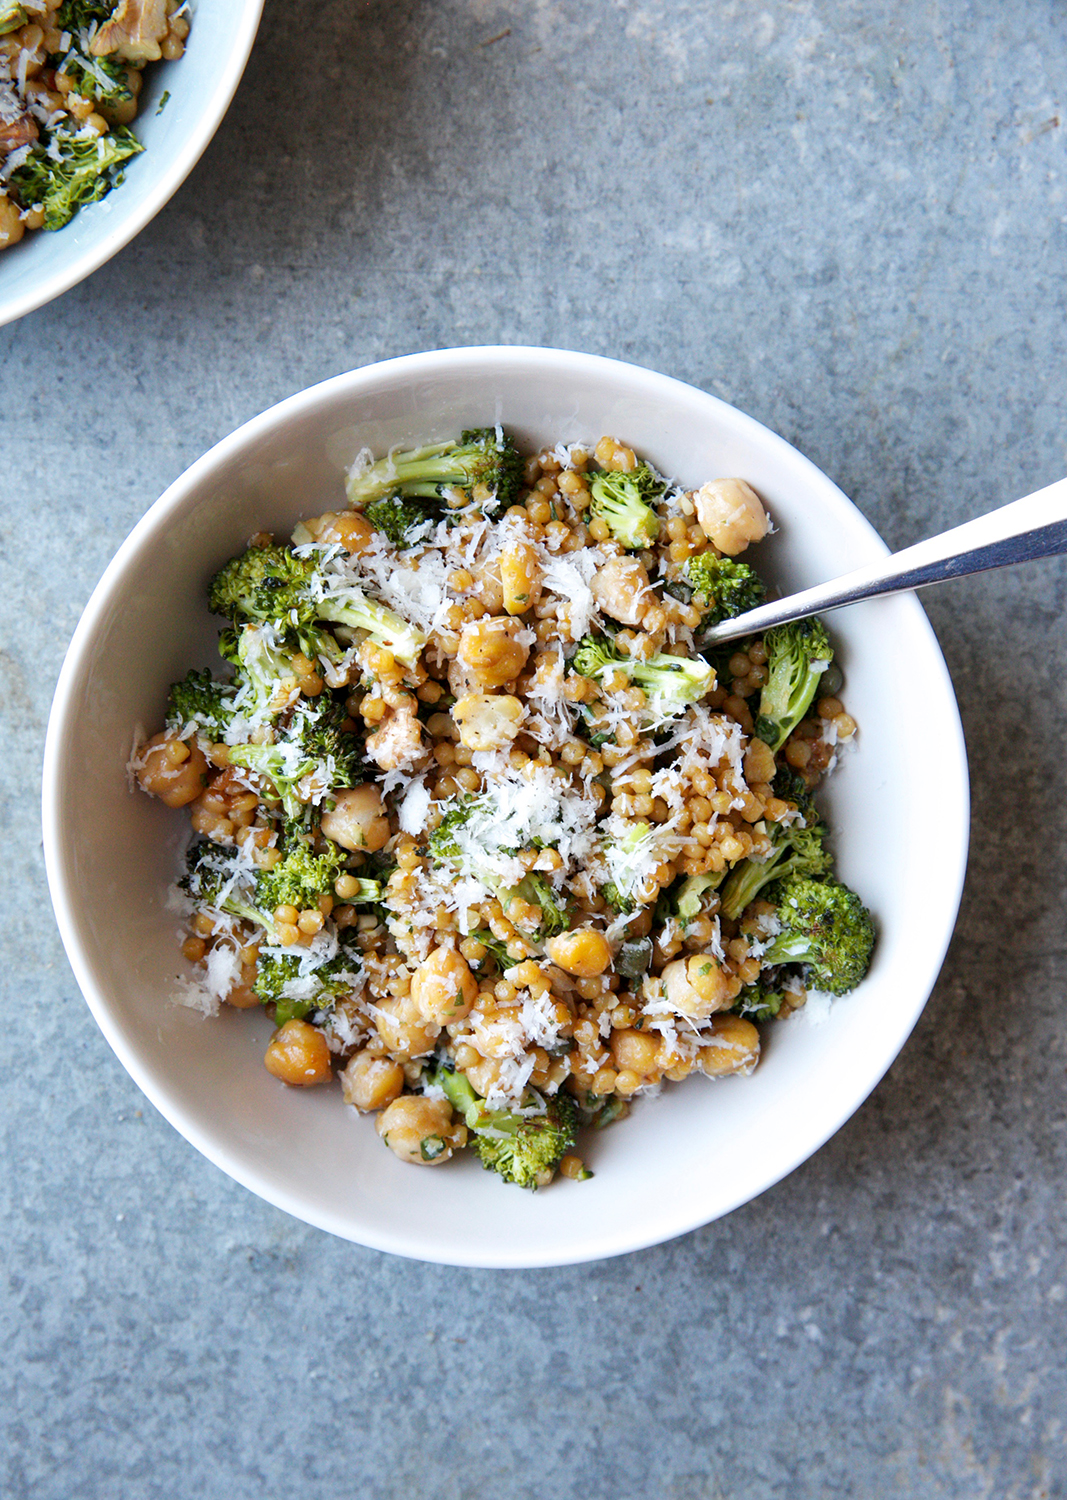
<box><xmin>165</xmin><ymin>668</ymin><xmax>237</xmax><ymax>743</ymax></box>
<box><xmin>685</xmin><ymin>552</ymin><xmax>767</xmax><ymax>627</ymax></box>
<box><xmin>732</xmin><ymin>981</ymin><xmax>785</xmax><ymax>1023</ymax></box>
<box><xmin>219</xmin><ymin>623</ymin><xmax>303</xmax><ymax>724</ymax></box>
<box><xmin>255</xmin><ymin>930</ymin><xmax>366</xmax><ymax>1024</ymax></box>
<box><xmin>362</xmin><ymin>494</ymin><xmax>437</xmax><ymax>548</ymax></box>
<box><xmin>432</xmin><ymin>1062</ymin><xmax>578</xmax><ymax>1189</ymax></box>
<box><xmin>345</xmin><ymin>429</ymin><xmax>524</xmax><ymax>514</ymax></box>
<box><xmin>755</xmin><ymin>619</ymin><xmax>833</xmax><ymax>751</ymax></box>
<box><xmin>227</xmin><ymin>696</ymin><xmax>363</xmax><ymax>820</ymax></box>
<box><xmin>209</xmin><ymin>544</ymin><xmax>426</xmax><ymax>668</ymax></box>
<box><xmin>179</xmin><ymin>842</ymin><xmax>278</xmax><ymax>943</ymax></box>
<box><xmin>428</xmin><ymin>796</ymin><xmax>570</xmax><ymax>940</ymax></box>
<box><xmin>760</xmin><ymin>875</ymin><xmax>875</xmax><ymax>996</ymax></box>
<box><xmin>718</xmin><ymin>814</ymin><xmax>832</xmax><ymax>922</ymax></box>
<box><xmin>587</xmin><ymin>463</ymin><xmax>664</xmax><ymax>549</ymax></box>
<box><xmin>254</xmin><ymin>832</ymin><xmax>348</xmax><ymax>914</ymax></box>
<box><xmin>8</xmin><ymin>126</ymin><xmax>142</xmax><ymax>231</ymax></box>
<box><xmin>572</xmin><ymin>635</ymin><xmax>715</xmax><ymax>722</ymax></box>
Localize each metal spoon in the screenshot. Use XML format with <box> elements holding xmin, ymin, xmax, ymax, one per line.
<box><xmin>701</xmin><ymin>475</ymin><xmax>1067</xmax><ymax>646</ymax></box>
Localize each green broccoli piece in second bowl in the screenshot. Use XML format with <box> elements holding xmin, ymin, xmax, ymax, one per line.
<box><xmin>8</xmin><ymin>126</ymin><xmax>143</xmax><ymax>231</ymax></box>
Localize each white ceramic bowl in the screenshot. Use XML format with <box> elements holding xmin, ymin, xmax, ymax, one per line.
<box><xmin>0</xmin><ymin>0</ymin><xmax>263</xmax><ymax>328</ymax></box>
<box><xmin>42</xmin><ymin>347</ymin><xmax>969</xmax><ymax>1268</ymax></box>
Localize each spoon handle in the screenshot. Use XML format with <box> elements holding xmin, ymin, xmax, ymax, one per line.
<box><xmin>702</xmin><ymin>475</ymin><xmax>1067</xmax><ymax>645</ymax></box>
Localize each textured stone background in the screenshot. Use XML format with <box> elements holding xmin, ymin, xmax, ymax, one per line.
<box><xmin>2</xmin><ymin>1</ymin><xmax>1066</xmax><ymax>1496</ymax></box>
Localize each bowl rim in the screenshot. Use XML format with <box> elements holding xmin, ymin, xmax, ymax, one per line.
<box><xmin>42</xmin><ymin>346</ymin><xmax>971</xmax><ymax>1265</ymax></box>
<box><xmin>0</xmin><ymin>0</ymin><xmax>265</xmax><ymax>330</ymax></box>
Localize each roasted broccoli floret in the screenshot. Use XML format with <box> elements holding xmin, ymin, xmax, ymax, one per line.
<box><xmin>771</xmin><ymin>764</ymin><xmax>817</xmax><ymax>819</ymax></box>
<box><xmin>221</xmin><ymin>623</ymin><xmax>303</xmax><ymax>724</ymax></box>
<box><xmin>760</xmin><ymin>875</ymin><xmax>875</xmax><ymax>996</ymax></box>
<box><xmin>345</xmin><ymin>429</ymin><xmax>524</xmax><ymax>514</ymax></box>
<box><xmin>520</xmin><ymin>872</ymin><xmax>570</xmax><ymax>939</ymax></box>
<box><xmin>254</xmin><ymin>832</ymin><xmax>349</xmax><ymax>914</ymax></box>
<box><xmin>227</xmin><ymin>696</ymin><xmax>363</xmax><ymax>820</ymax></box>
<box><xmin>587</xmin><ymin>463</ymin><xmax>664</xmax><ymax>549</ymax></box>
<box><xmin>428</xmin><ymin>801</ymin><xmax>571</xmax><ymax>941</ymax></box>
<box><xmin>208</xmin><ymin>544</ymin><xmax>426</xmax><ymax>668</ymax></box>
<box><xmin>572</xmin><ymin>635</ymin><xmax>715</xmax><ymax>721</ymax></box>
<box><xmin>165</xmin><ymin>668</ymin><xmax>237</xmax><ymax>742</ymax></box>
<box><xmin>179</xmin><ymin>843</ymin><xmax>278</xmax><ymax>942</ymax></box>
<box><xmin>601</xmin><ymin>882</ymin><xmax>634</xmax><ymax>914</ymax></box>
<box><xmin>362</xmin><ymin>494</ymin><xmax>437</xmax><ymax>548</ymax></box>
<box><xmin>718</xmin><ymin>815</ymin><xmax>832</xmax><ymax>922</ymax></box>
<box><xmin>8</xmin><ymin>126</ymin><xmax>142</xmax><ymax>231</ymax></box>
<box><xmin>209</xmin><ymin>544</ymin><xmax>317</xmax><ymax>624</ymax></box>
<box><xmin>685</xmin><ymin>552</ymin><xmax>767</xmax><ymax>627</ymax></box>
<box><xmin>432</xmin><ymin>1063</ymin><xmax>578</xmax><ymax>1189</ymax></box>
<box><xmin>254</xmin><ymin>932</ymin><xmax>365</xmax><ymax>1023</ymax></box>
<box><xmin>574</xmin><ymin>1093</ymin><xmax>629</xmax><ymax>1131</ymax></box>
<box><xmin>465</xmin><ymin>930</ymin><xmax>513</xmax><ymax>973</ymax></box>
<box><xmin>754</xmin><ymin>619</ymin><xmax>834</xmax><ymax>752</ymax></box>
<box><xmin>733</xmin><ymin>981</ymin><xmax>785</xmax><ymax>1024</ymax></box>
<box><xmin>54</xmin><ymin>50</ymin><xmax>133</xmax><ymax>106</ymax></box>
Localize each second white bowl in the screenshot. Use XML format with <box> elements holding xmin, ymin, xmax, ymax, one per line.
<box><xmin>0</xmin><ymin>0</ymin><xmax>264</xmax><ymax>328</ymax></box>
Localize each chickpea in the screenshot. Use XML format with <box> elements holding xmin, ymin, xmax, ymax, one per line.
<box><xmin>698</xmin><ymin>1014</ymin><xmax>761</xmax><ymax>1077</ymax></box>
<box><xmin>470</xmin><ymin>559</ymin><xmax>506</xmax><ymax>613</ymax></box>
<box><xmin>469</xmin><ymin>1007</ymin><xmax>525</xmax><ymax>1060</ymax></box>
<box><xmin>373</xmin><ymin>998</ymin><xmax>439</xmax><ymax>1061</ymax></box>
<box><xmin>365</xmin><ymin>697</ymin><xmax>424</xmax><ymax>772</ymax></box>
<box><xmin>224</xmin><ymin>961</ymin><xmax>262</xmax><ymax>1009</ymax></box>
<box><xmin>410</xmin><ymin>945</ymin><xmax>478</xmax><ymax>1025</ymax></box>
<box><xmin>451</xmin><ymin>692</ymin><xmax>525</xmax><ymax>751</ymax></box>
<box><xmin>500</xmin><ymin>538</ymin><xmax>542</xmax><ymax>614</ymax></box>
<box><xmin>464</xmin><ymin>1053</ymin><xmax>509</xmax><ymax>1099</ymax></box>
<box><xmin>662</xmin><ymin>953</ymin><xmax>736</xmax><ymax>1019</ymax></box>
<box><xmin>376</xmin><ymin>1096</ymin><xmax>463</xmax><ymax>1165</ymax></box>
<box><xmin>457</xmin><ymin>617</ymin><xmax>531</xmax><ymax>688</ymax></box>
<box><xmin>296</xmin><ymin>509</ymin><xmax>377</xmax><ymax>554</ymax></box>
<box><xmin>743</xmin><ymin>736</ymin><xmax>777</xmax><ymax>786</ymax></box>
<box><xmin>263</xmin><ymin>1020</ymin><xmax>332</xmax><ymax>1086</ymax></box>
<box><xmin>610</xmin><ymin>1028</ymin><xmax>660</xmax><ymax>1078</ymax></box>
<box><xmin>692</xmin><ymin>479</ymin><xmax>770</xmax><ymax>555</ymax></box>
<box><xmin>544</xmin><ymin>928</ymin><xmax>612</xmax><ymax>978</ymax></box>
<box><xmin>590</xmin><ymin>555</ymin><xmax>652</xmax><ymax>627</ymax></box>
<box><xmin>135</xmin><ymin>732</ymin><xmax>209</xmax><ymax>808</ymax></box>
<box><xmin>320</xmin><ymin>783</ymin><xmax>391</xmax><ymax>852</ymax></box>
<box><xmin>340</xmin><ymin>1050</ymin><xmax>405</xmax><ymax>1112</ymax></box>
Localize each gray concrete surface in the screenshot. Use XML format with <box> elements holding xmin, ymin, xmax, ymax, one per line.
<box><xmin>3</xmin><ymin>1</ymin><xmax>1066</xmax><ymax>1496</ymax></box>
